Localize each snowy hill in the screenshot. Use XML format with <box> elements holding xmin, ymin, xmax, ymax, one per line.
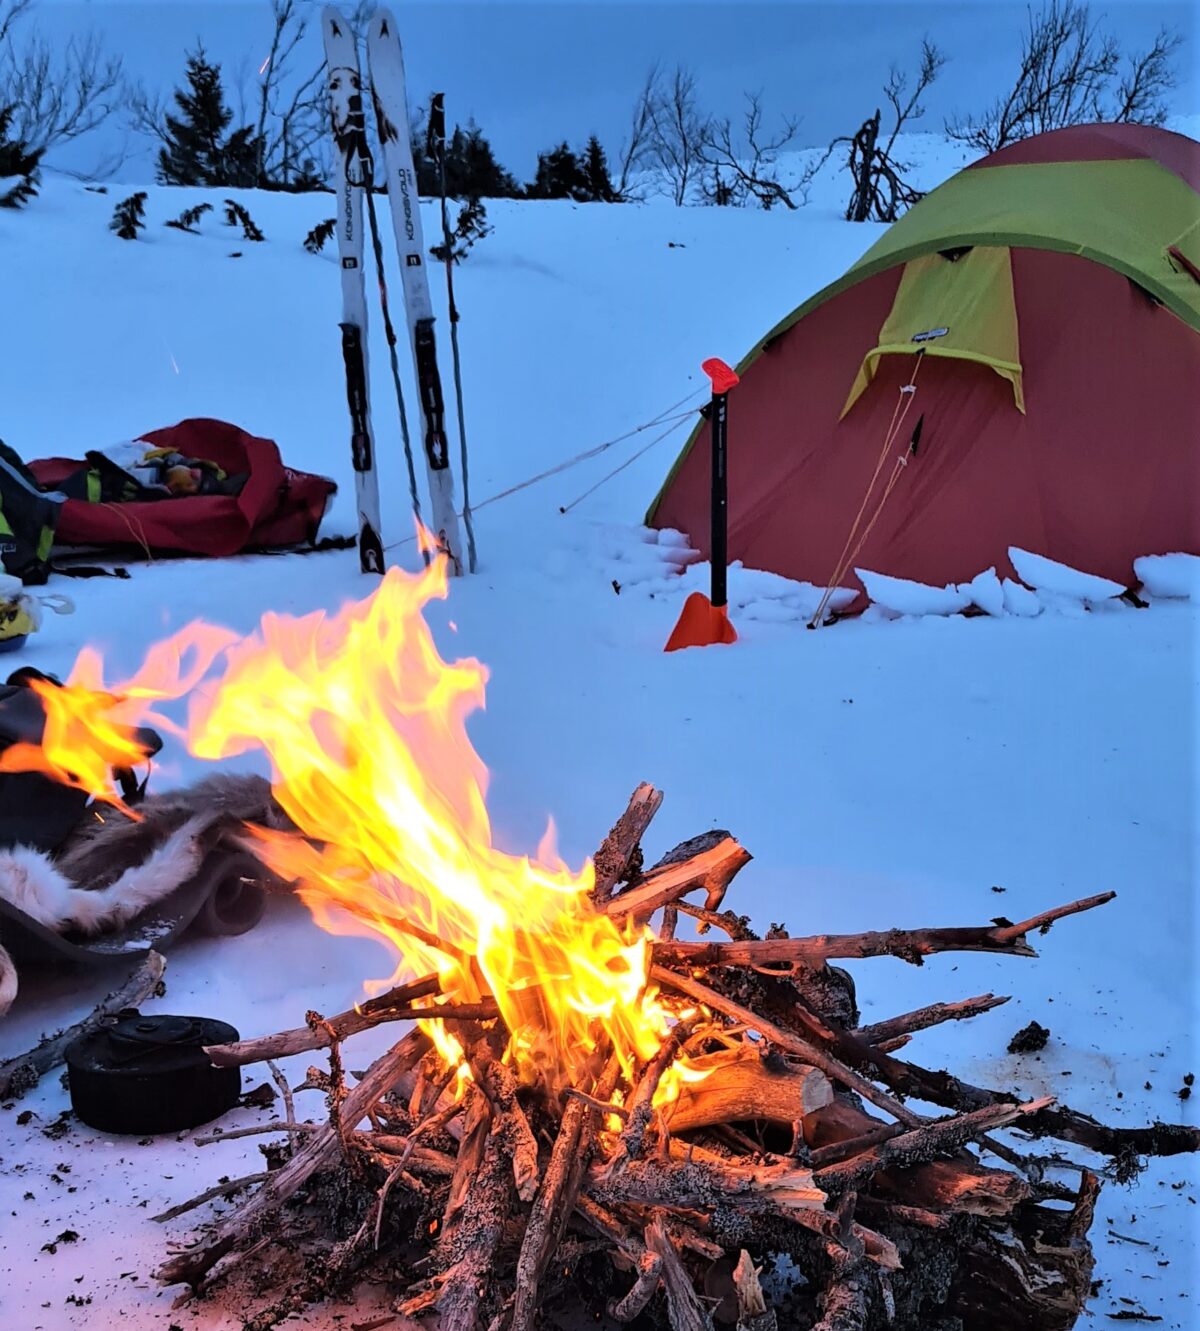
<box><xmin>0</xmin><ymin>146</ymin><xmax>1197</xmax><ymax>1330</ymax></box>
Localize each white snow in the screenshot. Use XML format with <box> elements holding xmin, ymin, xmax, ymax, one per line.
<box><xmin>1002</xmin><ymin>577</ymin><xmax>1043</xmax><ymax>617</ymax></box>
<box><xmin>1008</xmin><ymin>546</ymin><xmax>1126</xmax><ymax>603</ymax></box>
<box><xmin>957</xmin><ymin>566</ymin><xmax>1005</xmax><ymax>618</ymax></box>
<box><xmin>856</xmin><ymin>568</ymin><xmax>970</xmax><ymax>617</ymax></box>
<box><xmin>1135</xmin><ymin>553</ymin><xmax>1200</xmax><ymax>601</ymax></box>
<box><xmin>0</xmin><ymin>168</ymin><xmax>1196</xmax><ymax>1331</ymax></box>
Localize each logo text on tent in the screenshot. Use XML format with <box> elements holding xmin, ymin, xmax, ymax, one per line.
<box><xmin>911</xmin><ymin>327</ymin><xmax>950</xmax><ymax>343</ymax></box>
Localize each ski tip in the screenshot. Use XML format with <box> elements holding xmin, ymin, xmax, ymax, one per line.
<box><xmin>701</xmin><ymin>358</ymin><xmax>740</xmax><ymax>395</ymax></box>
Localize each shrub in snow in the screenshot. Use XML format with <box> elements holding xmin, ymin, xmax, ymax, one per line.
<box><xmin>303</xmin><ymin>217</ymin><xmax>336</xmax><ymax>255</ymax></box>
<box><xmin>165</xmin><ymin>202</ymin><xmax>213</xmax><ymax>234</ymax></box>
<box><xmin>856</xmin><ymin>568</ymin><xmax>969</xmax><ymax>617</ymax></box>
<box><xmin>224</xmin><ymin>199</ymin><xmax>264</xmax><ymax>242</ymax></box>
<box><xmin>109</xmin><ymin>192</ymin><xmax>147</xmax><ymax>240</ymax></box>
<box><xmin>1134</xmin><ymin>553</ymin><xmax>1198</xmax><ymax>600</ymax></box>
<box><xmin>1008</xmin><ymin>547</ymin><xmax>1123</xmax><ymax>602</ymax></box>
<box><xmin>430</xmin><ymin>197</ymin><xmax>492</xmax><ymax>264</ymax></box>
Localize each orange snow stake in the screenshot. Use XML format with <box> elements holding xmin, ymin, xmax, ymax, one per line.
<box><xmin>665</xmin><ymin>358</ymin><xmax>740</xmax><ymax>652</ymax></box>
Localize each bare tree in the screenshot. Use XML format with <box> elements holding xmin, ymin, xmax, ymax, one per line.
<box><xmin>698</xmin><ymin>93</ymin><xmax>804</xmax><ymax>209</ymax></box>
<box><xmin>947</xmin><ymin>1</ymin><xmax>1182</xmax><ymax>153</ymax></box>
<box><xmin>614</xmin><ymin>63</ymin><xmax>659</xmax><ymax>201</ymax></box>
<box><xmin>252</xmin><ymin>0</ymin><xmax>327</xmax><ymax>186</ymax></box>
<box><xmin>648</xmin><ymin>64</ymin><xmax>708</xmax><ymax>206</ymax></box>
<box><xmin>0</xmin><ymin>2</ymin><xmax>124</xmax><ymax>154</ymax></box>
<box><xmin>831</xmin><ymin>38</ymin><xmax>944</xmax><ymax>223</ymax></box>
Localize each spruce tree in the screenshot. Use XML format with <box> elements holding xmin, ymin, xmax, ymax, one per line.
<box><xmin>582</xmin><ymin>135</ymin><xmax>616</xmax><ymax>202</ymax></box>
<box><xmin>529</xmin><ymin>142</ymin><xmax>589</xmax><ymax>200</ymax></box>
<box><xmin>157</xmin><ymin>48</ymin><xmax>263</xmax><ymax>187</ymax></box>
<box><xmin>457</xmin><ymin>121</ymin><xmax>519</xmax><ymax>197</ymax></box>
<box><xmin>0</xmin><ymin>106</ymin><xmax>41</xmax><ymax>210</ymax></box>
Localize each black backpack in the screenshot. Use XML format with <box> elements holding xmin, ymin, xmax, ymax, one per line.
<box><xmin>0</xmin><ymin>441</ymin><xmax>61</xmax><ymax>585</ymax></box>
<box><xmin>0</xmin><ymin>668</ymin><xmax>162</xmax><ymax>853</ymax></box>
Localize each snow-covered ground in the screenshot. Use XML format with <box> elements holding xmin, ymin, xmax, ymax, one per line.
<box><xmin>0</xmin><ymin>141</ymin><xmax>1197</xmax><ymax>1330</ymax></box>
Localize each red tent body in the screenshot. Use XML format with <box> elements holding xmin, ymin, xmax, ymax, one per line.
<box><xmin>30</xmin><ymin>419</ymin><xmax>335</xmax><ymax>557</ymax></box>
<box><xmin>648</xmin><ymin>126</ymin><xmax>1200</xmax><ymax>597</ymax></box>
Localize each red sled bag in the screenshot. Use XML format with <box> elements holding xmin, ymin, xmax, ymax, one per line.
<box><xmin>29</xmin><ymin>419</ymin><xmax>336</xmax><ymax>558</ymax></box>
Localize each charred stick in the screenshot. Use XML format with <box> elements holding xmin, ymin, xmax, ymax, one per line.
<box><xmin>156</xmin><ymin>1028</ymin><xmax>430</xmax><ymax>1288</ymax></box>
<box><xmin>509</xmin><ymin>1053</ymin><xmax>621</xmax><ymax>1331</ymax></box>
<box><xmin>591</xmin><ymin>781</ymin><xmax>664</xmax><ymax>902</ymax></box>
<box><xmin>859</xmin><ymin>993</ymin><xmax>1010</xmax><ymax>1044</ymax></box>
<box><xmin>151</xmin><ymin>1172</ymin><xmax>271</xmax><ymax>1223</ymax></box>
<box><xmin>859</xmin><ymin>1050</ymin><xmax>1200</xmax><ymax>1159</ymax></box>
<box><xmin>606</xmin><ymin>1017</ymin><xmax>699</xmax><ymax>1172</ymax></box>
<box><xmin>0</xmin><ymin>950</ymin><xmax>166</xmax><ymax>1100</ymax></box>
<box><xmin>644</xmin><ymin>1213</ymin><xmax>712</xmax><ymax>1331</ymax></box>
<box><xmin>813</xmin><ymin>1097</ymin><xmax>1053</xmax><ymax>1197</ymax></box>
<box><xmin>592</xmin><ymin>1154</ymin><xmax>825</xmax><ymax>1217</ymax></box>
<box><xmin>609</xmin><ymin>1249</ymin><xmax>664</xmax><ymax>1322</ymax></box>
<box><xmin>809</xmin><ymin>1123</ymin><xmax>905</xmax><ymax>1170</ymax></box>
<box><xmin>193</xmin><ymin>1121</ymin><xmax>320</xmax><ymax>1146</ymax></box>
<box><xmin>564</xmin><ymin>1088</ymin><xmax>628</xmax><ymax>1119</ymax></box>
<box><xmin>405</xmin><ymin>1088</ymin><xmax>517</xmax><ymax>1331</ymax></box>
<box><xmin>463</xmin><ymin>1040</ymin><xmax>539</xmax><ymax>1202</ymax></box>
<box><xmin>359</xmin><ymin>1135</ymin><xmax>456</xmax><ymax>1176</ymax></box>
<box><xmin>650</xmin><ymin>964</ymin><xmax>921</xmax><ymax>1127</ymax></box>
<box><xmin>654</xmin><ymin>892</ymin><xmax>1114</xmax><ymax>967</ymax></box>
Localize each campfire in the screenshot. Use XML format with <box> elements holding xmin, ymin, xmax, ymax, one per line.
<box><xmin>9</xmin><ymin>558</ymin><xmax>1199</xmax><ymax>1330</ymax></box>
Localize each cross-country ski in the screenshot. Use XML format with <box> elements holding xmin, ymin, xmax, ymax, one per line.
<box><xmin>367</xmin><ymin>7</ymin><xmax>466</xmax><ymax>575</ymax></box>
<box><xmin>321</xmin><ymin>7</ymin><xmax>386</xmax><ymax>575</ymax></box>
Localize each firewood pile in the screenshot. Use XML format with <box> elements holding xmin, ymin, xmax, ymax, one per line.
<box><xmin>156</xmin><ymin>785</ymin><xmax>1200</xmax><ymax>1331</ymax></box>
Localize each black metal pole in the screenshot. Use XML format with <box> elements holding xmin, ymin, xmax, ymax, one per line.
<box><xmin>710</xmin><ymin>390</ymin><xmax>729</xmax><ymax>610</ymax></box>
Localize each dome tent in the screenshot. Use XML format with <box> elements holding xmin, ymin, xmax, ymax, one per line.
<box><xmin>646</xmin><ymin>124</ymin><xmax>1200</xmax><ymax>603</ymax></box>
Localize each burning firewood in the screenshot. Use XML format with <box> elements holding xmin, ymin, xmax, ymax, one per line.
<box><xmin>151</xmin><ymin>784</ymin><xmax>1199</xmax><ymax>1331</ymax></box>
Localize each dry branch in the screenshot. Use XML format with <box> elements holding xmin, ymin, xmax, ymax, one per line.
<box><xmin>653</xmin><ymin>892</ymin><xmax>1115</xmax><ymax>968</ymax></box>
<box><xmin>204</xmin><ymin>973</ymin><xmax>444</xmax><ymax>1066</ymax></box>
<box><xmin>591</xmin><ymin>781</ymin><xmax>664</xmax><ymax>901</ymax></box>
<box><xmin>607</xmin><ymin>834</ymin><xmax>752</xmax><ymax>922</ymax></box>
<box><xmin>859</xmin><ymin>993</ymin><xmax>1009</xmax><ymax>1044</ymax></box>
<box><xmin>813</xmin><ymin>1098</ymin><xmax>1053</xmax><ymax>1197</ymax></box>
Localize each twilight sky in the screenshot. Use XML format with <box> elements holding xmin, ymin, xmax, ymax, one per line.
<box><xmin>25</xmin><ymin>0</ymin><xmax>1200</xmax><ymax>183</ymax></box>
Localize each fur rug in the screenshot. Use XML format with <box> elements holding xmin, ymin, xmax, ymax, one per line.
<box><xmin>0</xmin><ymin>773</ymin><xmax>290</xmax><ymax>1018</ymax></box>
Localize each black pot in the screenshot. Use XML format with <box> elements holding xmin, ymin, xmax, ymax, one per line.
<box><xmin>65</xmin><ymin>1009</ymin><xmax>241</xmax><ymax>1135</ymax></box>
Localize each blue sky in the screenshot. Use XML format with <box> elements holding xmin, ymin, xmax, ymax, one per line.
<box><xmin>27</xmin><ymin>0</ymin><xmax>1200</xmax><ymax>182</ymax></box>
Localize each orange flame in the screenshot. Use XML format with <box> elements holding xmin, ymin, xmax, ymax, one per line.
<box><xmin>0</xmin><ymin>625</ymin><xmax>236</xmax><ymax>810</ymax></box>
<box><xmin>19</xmin><ymin>561</ymin><xmax>701</xmax><ymax>1097</ymax></box>
<box><xmin>189</xmin><ymin>559</ymin><xmax>694</xmax><ymax>1091</ymax></box>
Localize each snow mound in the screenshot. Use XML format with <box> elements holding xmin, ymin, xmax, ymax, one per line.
<box><xmin>956</xmin><ymin>567</ymin><xmax>1005</xmax><ymax>617</ymax></box>
<box><xmin>1135</xmin><ymin>553</ymin><xmax>1199</xmax><ymax>601</ymax></box>
<box><xmin>1002</xmin><ymin>579</ymin><xmax>1043</xmax><ymax>617</ymax></box>
<box><xmin>857</xmin><ymin>568</ymin><xmax>969</xmax><ymax>617</ymax></box>
<box><xmin>1008</xmin><ymin>548</ymin><xmax>1123</xmax><ymax>602</ymax></box>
